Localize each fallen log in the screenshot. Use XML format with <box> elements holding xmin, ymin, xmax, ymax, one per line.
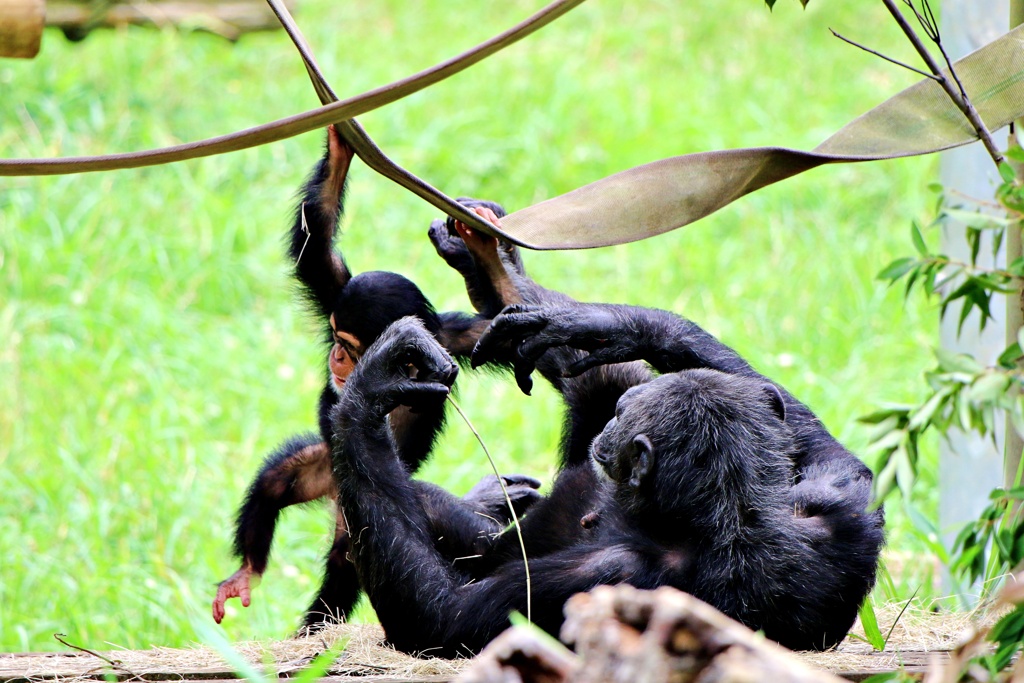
<box><xmin>457</xmin><ymin>585</ymin><xmax>849</xmax><ymax>683</ymax></box>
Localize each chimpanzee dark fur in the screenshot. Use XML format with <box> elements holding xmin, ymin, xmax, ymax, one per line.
<box><xmin>332</xmin><ymin>305</ymin><xmax>884</xmax><ymax>656</ymax></box>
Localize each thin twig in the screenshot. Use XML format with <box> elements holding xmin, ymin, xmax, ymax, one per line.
<box><xmin>53</xmin><ymin>632</ymin><xmax>144</xmax><ymax>682</ymax></box>
<box><xmin>53</xmin><ymin>633</ymin><xmax>123</xmax><ymax>668</ymax></box>
<box><xmin>880</xmin><ymin>0</ymin><xmax>1005</xmax><ymax>166</ymax></box>
<box><xmin>829</xmin><ymin>29</ymin><xmax>939</xmax><ymax>80</ymax></box>
<box><xmin>448</xmin><ymin>397</ymin><xmax>532</xmax><ymax>623</ymax></box>
<box><xmin>901</xmin><ymin>0</ymin><xmax>938</xmax><ymax>41</ymax></box>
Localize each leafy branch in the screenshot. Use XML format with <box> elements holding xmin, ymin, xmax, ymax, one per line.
<box><xmin>879</xmin><ymin>214</ymin><xmax>1024</xmax><ymax>335</ymax></box>
<box><xmin>860</xmin><ymin>346</ymin><xmax>1024</xmax><ymax>505</ymax></box>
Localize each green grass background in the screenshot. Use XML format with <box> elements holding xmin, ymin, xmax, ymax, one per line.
<box><xmin>1</xmin><ymin>0</ymin><xmax>943</xmax><ymax>651</ymax></box>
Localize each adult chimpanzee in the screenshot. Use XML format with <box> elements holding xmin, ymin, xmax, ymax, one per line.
<box><xmin>331</xmin><ymin>306</ymin><xmax>883</xmax><ymax>656</ymax></box>
<box><xmin>211</xmin><ymin>126</ymin><xmax>539</xmax><ymax>628</ymax></box>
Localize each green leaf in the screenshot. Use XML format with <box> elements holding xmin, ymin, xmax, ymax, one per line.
<box><xmin>941</xmin><ymin>208</ymin><xmax>1012</xmax><ymax>229</ymax></box>
<box><xmin>863</xmin><ymin>416</ymin><xmax>901</xmax><ymax>443</ymax></box>
<box><xmin>951</xmin><ymin>542</ymin><xmax>983</xmax><ymax>580</ymax></box>
<box><xmin>874</xmin><ymin>456</ymin><xmax>899</xmax><ymax>502</ymax></box>
<box><xmin>996</xmin><ymin>527</ymin><xmax>1014</xmax><ymax>562</ymax></box>
<box><xmin>861</xmin><ymin>673</ymin><xmax>909</xmax><ymax>683</ymax></box>
<box><xmin>1000</xmin><ymin>161</ymin><xmax>1019</xmax><ymax>185</ymax></box>
<box><xmin>1009</xmin><ymin>258</ymin><xmax>1024</xmax><ymax>278</ymax></box>
<box><xmin>870</xmin><ymin>429</ymin><xmax>905</xmax><ymax>453</ymax></box>
<box><xmin>291</xmin><ymin>640</ymin><xmax>348</xmax><ymax>683</ymax></box>
<box><xmin>969</xmin><ymin>372</ymin><xmax>1011</xmax><ymax>404</ymax></box>
<box><xmin>958</xmin><ymin>389</ymin><xmax>974</xmax><ymax>431</ymax></box>
<box><xmin>951</xmin><ymin>522</ymin><xmax>977</xmax><ymax>553</ymax></box>
<box><xmin>877</xmin><ymin>257</ymin><xmax>916</xmax><ymax>282</ymax></box>
<box><xmin>859</xmin><ymin>408</ymin><xmax>907</xmax><ymax>425</ymax></box>
<box><xmin>911</xmin><ymin>222</ymin><xmax>928</xmax><ymax>256</ymax></box>
<box><xmin>903</xmin><ymin>267</ymin><xmax>920</xmax><ymax>300</ymax></box>
<box><xmin>508</xmin><ymin>611</ymin><xmax>574</xmax><ymax>653</ymax></box>
<box><xmin>895</xmin><ymin>446</ymin><xmax>916</xmax><ymax>498</ymax></box>
<box><xmin>858</xmin><ymin>597</ymin><xmax>885</xmax><ymax>651</ymax></box>
<box><xmin>998</xmin><ymin>342</ymin><xmax>1023</xmax><ymax>369</ymax></box>
<box><xmin>908</xmin><ymin>388</ymin><xmax>951</xmax><ymax>430</ymax></box>
<box><xmin>968</xmin><ymin>226</ymin><xmax>982</xmax><ymax>265</ymax></box>
<box><xmin>993</xmin><ymin>226</ymin><xmax>1006</xmax><ymax>260</ymax></box>
<box><xmin>765</xmin><ymin>0</ymin><xmax>776</xmax><ymax>7</ymax></box>
<box><xmin>1006</xmin><ymin>146</ymin><xmax>1024</xmax><ymax>164</ymax></box>
<box><xmin>192</xmin><ymin>621</ymin><xmax>268</xmax><ymax>683</ymax></box>
<box><xmin>935</xmin><ymin>348</ymin><xmax>983</xmax><ymax>374</ymax></box>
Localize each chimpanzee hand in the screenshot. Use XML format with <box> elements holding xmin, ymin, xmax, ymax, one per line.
<box><xmin>346</xmin><ymin>317</ymin><xmax>459</xmax><ymax>420</ymax></box>
<box><xmin>472</xmin><ymin>303</ymin><xmax>644</xmax><ymax>394</ymax></box>
<box><xmin>428</xmin><ymin>217</ymin><xmax>477</xmax><ymax>279</ymax></box>
<box><xmin>464</xmin><ymin>474</ymin><xmax>544</xmax><ymax>523</ymax></box>
<box><xmin>428</xmin><ymin>199</ymin><xmax>506</xmax><ymax>276</ymax></box>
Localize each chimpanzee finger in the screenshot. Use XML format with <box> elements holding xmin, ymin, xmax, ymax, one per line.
<box><xmin>472</xmin><ymin>306</ymin><xmax>546</xmax><ymax>368</ymax></box>
<box><xmin>506</xmin><ymin>486</ymin><xmax>543</xmax><ymax>503</ymax></box>
<box><xmin>427</xmin><ymin>219</ymin><xmax>450</xmax><ymax>251</ymax></box>
<box><xmin>501</xmin><ymin>474</ymin><xmax>543</xmax><ymax>489</ymax></box>
<box><xmin>393</xmin><ymin>381</ymin><xmax>451</xmax><ymax>411</ymax></box>
<box><xmin>428</xmin><ymin>220</ymin><xmax>474</xmax><ymax>270</ymax></box>
<box><xmin>561</xmin><ymin>348</ymin><xmax>619</xmax><ymax>377</ymax></box>
<box><xmin>513</xmin><ymin>357</ymin><xmax>535</xmax><ymax>396</ymax></box>
<box><xmin>517</xmin><ymin>334</ymin><xmax>559</xmax><ymax>363</ymax></box>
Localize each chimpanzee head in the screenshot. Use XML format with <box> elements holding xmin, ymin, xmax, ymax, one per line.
<box><xmin>327</xmin><ymin>271</ymin><xmax>442</xmax><ymax>393</ymax></box>
<box><xmin>589</xmin><ymin>369</ymin><xmax>792</xmax><ymax>519</ymax></box>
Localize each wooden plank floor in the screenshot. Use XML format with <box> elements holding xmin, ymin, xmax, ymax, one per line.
<box><xmin>0</xmin><ymin>614</ymin><xmax>973</xmax><ymax>683</ymax></box>
<box><xmin>0</xmin><ymin>645</ymin><xmax>957</xmax><ymax>682</ymax></box>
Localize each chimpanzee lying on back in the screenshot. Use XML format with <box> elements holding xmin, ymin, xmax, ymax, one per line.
<box><xmin>330</xmin><ymin>304</ymin><xmax>884</xmax><ymax>656</ymax></box>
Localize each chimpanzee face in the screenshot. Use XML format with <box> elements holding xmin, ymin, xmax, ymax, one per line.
<box><xmin>329</xmin><ymin>313</ymin><xmax>364</xmax><ymax>394</ymax></box>
<box><xmin>589</xmin><ymin>381</ymin><xmax>658</xmax><ymax>487</ymax></box>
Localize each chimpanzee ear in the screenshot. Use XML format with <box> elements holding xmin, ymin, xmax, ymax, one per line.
<box><xmin>628</xmin><ymin>434</ymin><xmax>654</xmax><ymax>489</ymax></box>
<box><xmin>763</xmin><ymin>384</ymin><xmax>786</xmax><ymax>422</ymax></box>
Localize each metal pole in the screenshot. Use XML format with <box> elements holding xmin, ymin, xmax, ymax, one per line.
<box><xmin>1005</xmin><ymin>0</ymin><xmax>1024</xmax><ymax>489</ymax></box>
<box><xmin>938</xmin><ymin>0</ymin><xmax>1010</xmax><ymax>553</ymax></box>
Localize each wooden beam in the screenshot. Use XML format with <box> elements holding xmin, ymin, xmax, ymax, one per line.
<box><xmin>0</xmin><ymin>0</ymin><xmax>44</xmax><ymax>58</ymax></box>
<box><xmin>45</xmin><ymin>0</ymin><xmax>295</xmax><ymax>41</ymax></box>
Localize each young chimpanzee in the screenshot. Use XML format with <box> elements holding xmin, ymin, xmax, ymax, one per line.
<box><xmin>211</xmin><ymin>126</ymin><xmax>539</xmax><ymax>629</ymax></box>
<box><xmin>330</xmin><ymin>301</ymin><xmax>883</xmax><ymax>655</ymax></box>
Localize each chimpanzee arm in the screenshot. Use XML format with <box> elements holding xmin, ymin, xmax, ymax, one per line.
<box><xmin>474</xmin><ymin>302</ymin><xmax>867</xmax><ymax>471</ymax></box>
<box><xmin>429</xmin><ymin>199</ymin><xmax>526</xmax><ymax>319</ymax></box>
<box><xmin>213</xmin><ymin>433</ymin><xmax>332</xmax><ymax>623</ymax></box>
<box><xmin>473</xmin><ymin>304</ymin><xmax>752</xmax><ymax>379</ymax></box>
<box><xmin>434</xmin><ymin>314</ymin><xmax>492</xmax><ymax>360</ymax></box>
<box><xmin>288</xmin><ymin>125</ymin><xmax>355</xmax><ymax>320</ymax></box>
<box><xmin>331</xmin><ymin>319</ymin><xmax>635</xmax><ymax>654</ymax></box>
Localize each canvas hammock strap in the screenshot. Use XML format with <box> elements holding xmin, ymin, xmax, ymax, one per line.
<box><xmin>497</xmin><ymin>24</ymin><xmax>1024</xmax><ymax>249</ymax></box>
<box><xmin>0</xmin><ymin>0</ymin><xmax>584</xmax><ymax>186</ymax></box>
<box><xmin>261</xmin><ymin>0</ymin><xmax>508</xmax><ymax>239</ymax></box>
<box><xmin>1</xmin><ymin>4</ymin><xmax>1022</xmax><ymax>250</ymax></box>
